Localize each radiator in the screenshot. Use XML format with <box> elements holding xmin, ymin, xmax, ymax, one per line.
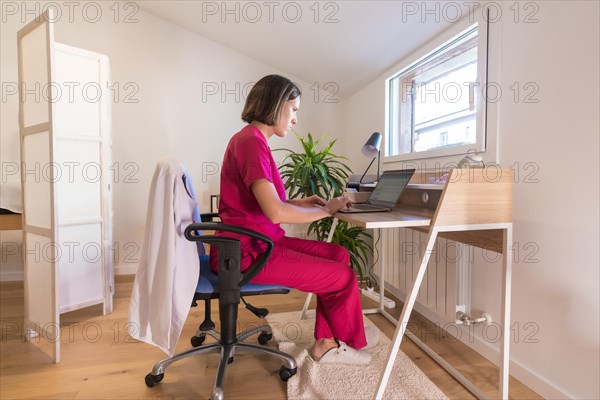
<box><xmin>377</xmin><ymin>227</ymin><xmax>472</xmax><ymax>323</ymax></box>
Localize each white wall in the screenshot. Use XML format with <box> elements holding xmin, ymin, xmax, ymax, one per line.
<box><xmin>342</xmin><ymin>2</ymin><xmax>599</xmax><ymax>399</ymax></box>
<box><xmin>2</xmin><ymin>2</ymin><xmax>597</xmax><ymax>398</ymax></box>
<box><xmin>0</xmin><ymin>2</ymin><xmax>344</xmax><ymax>277</ymax></box>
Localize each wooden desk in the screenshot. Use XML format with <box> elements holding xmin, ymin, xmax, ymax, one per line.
<box><xmin>334</xmin><ymin>169</ymin><xmax>513</xmax><ymax>399</ymax></box>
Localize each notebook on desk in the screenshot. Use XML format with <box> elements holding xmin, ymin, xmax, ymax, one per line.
<box><xmin>339</xmin><ymin>169</ymin><xmax>415</xmax><ymax>213</ymax></box>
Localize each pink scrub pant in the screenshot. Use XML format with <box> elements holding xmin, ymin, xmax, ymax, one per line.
<box><xmin>245</xmin><ymin>236</ymin><xmax>367</xmax><ymax>349</ymax></box>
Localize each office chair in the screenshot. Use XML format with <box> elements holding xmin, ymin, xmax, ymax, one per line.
<box><xmin>144</xmin><ymin>213</ymin><xmax>297</xmax><ymax>400</ymax></box>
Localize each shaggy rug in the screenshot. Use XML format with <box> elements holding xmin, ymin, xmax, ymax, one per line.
<box><xmin>266</xmin><ymin>311</ymin><xmax>448</xmax><ymax>400</ymax></box>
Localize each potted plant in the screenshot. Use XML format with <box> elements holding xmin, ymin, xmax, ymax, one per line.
<box><xmin>275</xmin><ymin>133</ymin><xmax>373</xmax><ymax>282</ymax></box>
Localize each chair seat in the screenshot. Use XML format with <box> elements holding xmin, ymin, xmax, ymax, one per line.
<box><xmin>197</xmin><ymin>255</ymin><xmax>290</xmax><ymax>298</ymax></box>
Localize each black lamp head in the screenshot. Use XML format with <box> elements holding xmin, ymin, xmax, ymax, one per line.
<box><xmin>362</xmin><ymin>132</ymin><xmax>382</xmax><ymax>158</ymax></box>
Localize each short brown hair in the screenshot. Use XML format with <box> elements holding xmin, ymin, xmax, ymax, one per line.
<box><xmin>241</xmin><ymin>75</ymin><xmax>301</xmax><ymax>125</ymax></box>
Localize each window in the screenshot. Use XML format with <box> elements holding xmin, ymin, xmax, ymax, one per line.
<box><xmin>386</xmin><ymin>23</ymin><xmax>488</xmax><ymax>160</ymax></box>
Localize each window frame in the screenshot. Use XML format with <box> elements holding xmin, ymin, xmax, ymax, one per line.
<box><xmin>384</xmin><ymin>15</ymin><xmax>489</xmax><ymax>162</ymax></box>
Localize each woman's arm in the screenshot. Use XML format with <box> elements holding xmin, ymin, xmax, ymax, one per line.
<box><xmin>251</xmin><ymin>179</ymin><xmax>350</xmax><ymax>224</ymax></box>
<box><xmin>287</xmin><ymin>195</ymin><xmax>327</xmax><ymax>208</ymax></box>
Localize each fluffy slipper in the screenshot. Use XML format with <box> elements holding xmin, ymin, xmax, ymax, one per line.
<box><xmin>319</xmin><ymin>341</ymin><xmax>372</xmax><ymax>365</ymax></box>
<box><xmin>364</xmin><ymin>325</ymin><xmax>380</xmax><ymax>349</ymax></box>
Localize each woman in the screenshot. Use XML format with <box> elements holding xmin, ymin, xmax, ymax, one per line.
<box><xmin>211</xmin><ymin>74</ymin><xmax>374</xmax><ymax>364</ymax></box>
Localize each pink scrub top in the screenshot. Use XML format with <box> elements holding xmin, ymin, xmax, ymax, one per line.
<box><xmin>216</xmin><ymin>125</ymin><xmax>286</xmax><ymax>257</ymax></box>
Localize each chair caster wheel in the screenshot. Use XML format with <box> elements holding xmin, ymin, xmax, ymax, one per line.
<box><xmin>145</xmin><ymin>373</ymin><xmax>164</xmax><ymax>387</ymax></box>
<box><xmin>227</xmin><ymin>357</ymin><xmax>234</xmax><ymax>364</ymax></box>
<box><xmin>191</xmin><ymin>334</ymin><xmax>206</xmax><ymax>347</ymax></box>
<box><xmin>258</xmin><ymin>331</ymin><xmax>272</xmax><ymax>345</ymax></box>
<box><xmin>279</xmin><ymin>366</ymin><xmax>297</xmax><ymax>381</ymax></box>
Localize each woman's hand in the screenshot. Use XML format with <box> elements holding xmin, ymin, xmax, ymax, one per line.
<box><xmin>253</xmin><ymin>180</ymin><xmax>352</xmax><ymax>223</ymax></box>
<box><xmin>304</xmin><ymin>195</ymin><xmax>328</xmax><ymax>207</ymax></box>
<box><xmin>287</xmin><ymin>195</ymin><xmax>327</xmax><ymax>208</ymax></box>
<box><xmin>253</xmin><ymin>180</ymin><xmax>334</xmax><ymax>224</ymax></box>
<box><xmin>324</xmin><ymin>196</ymin><xmax>352</xmax><ymax>215</ymax></box>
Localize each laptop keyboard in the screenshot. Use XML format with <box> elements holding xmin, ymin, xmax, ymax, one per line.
<box><xmin>349</xmin><ymin>204</ymin><xmax>385</xmax><ymax>211</ymax></box>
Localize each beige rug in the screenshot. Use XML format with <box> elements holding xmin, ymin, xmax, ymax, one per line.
<box><xmin>266</xmin><ymin>311</ymin><xmax>447</xmax><ymax>400</ymax></box>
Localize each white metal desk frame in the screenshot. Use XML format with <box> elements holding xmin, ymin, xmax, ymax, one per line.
<box><xmin>301</xmin><ymin>204</ymin><xmax>513</xmax><ymax>400</ymax></box>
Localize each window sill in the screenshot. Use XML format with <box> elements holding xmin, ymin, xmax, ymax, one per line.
<box><xmin>384</xmin><ymin>142</ymin><xmax>485</xmax><ymax>163</ymax></box>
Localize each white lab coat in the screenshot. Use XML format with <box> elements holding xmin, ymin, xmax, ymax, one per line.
<box><xmin>128</xmin><ymin>157</ymin><xmax>200</xmax><ymax>356</ymax></box>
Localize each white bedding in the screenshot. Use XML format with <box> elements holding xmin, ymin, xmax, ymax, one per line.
<box><xmin>0</xmin><ymin>181</ymin><xmax>22</xmax><ymax>213</ymax></box>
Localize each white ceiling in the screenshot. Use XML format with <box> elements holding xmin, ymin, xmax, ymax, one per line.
<box><xmin>138</xmin><ymin>1</ymin><xmax>463</xmax><ymax>98</ymax></box>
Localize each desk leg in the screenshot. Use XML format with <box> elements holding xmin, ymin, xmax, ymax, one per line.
<box><xmin>300</xmin><ymin>292</ymin><xmax>314</xmax><ymax>320</ymax></box>
<box><xmin>373</xmin><ymin>227</ymin><xmax>439</xmax><ymax>400</ymax></box>
<box><xmin>499</xmin><ymin>226</ymin><xmax>513</xmax><ymax>399</ymax></box>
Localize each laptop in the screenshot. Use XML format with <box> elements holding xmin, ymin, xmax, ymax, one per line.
<box><xmin>339</xmin><ymin>169</ymin><xmax>415</xmax><ymax>213</ymax></box>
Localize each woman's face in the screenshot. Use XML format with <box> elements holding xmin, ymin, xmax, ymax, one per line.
<box><xmin>273</xmin><ymin>97</ymin><xmax>300</xmax><ymax>137</ymax></box>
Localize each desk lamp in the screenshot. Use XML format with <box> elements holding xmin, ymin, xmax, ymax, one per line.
<box><xmin>359</xmin><ymin>132</ymin><xmax>382</xmax><ymax>184</ymax></box>
<box><xmin>346</xmin><ymin>132</ymin><xmax>382</xmax><ymax>190</ymax></box>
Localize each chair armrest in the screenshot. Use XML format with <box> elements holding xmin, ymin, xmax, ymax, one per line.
<box><xmin>184</xmin><ymin>222</ymin><xmax>273</xmax><ymax>286</ymax></box>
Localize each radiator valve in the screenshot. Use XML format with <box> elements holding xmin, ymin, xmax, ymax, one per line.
<box><xmin>456</xmin><ymin>311</ymin><xmax>492</xmax><ymax>325</ymax></box>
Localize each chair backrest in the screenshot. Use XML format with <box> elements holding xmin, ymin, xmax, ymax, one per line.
<box><xmin>180</xmin><ymin>164</ymin><xmax>206</xmax><ymax>256</ymax></box>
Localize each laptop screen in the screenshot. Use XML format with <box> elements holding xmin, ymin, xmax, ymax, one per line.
<box><xmin>367</xmin><ymin>169</ymin><xmax>416</xmax><ymax>208</ymax></box>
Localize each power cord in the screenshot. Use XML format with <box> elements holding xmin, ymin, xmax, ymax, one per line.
<box><xmin>365</xmin><ymin>232</ymin><xmax>381</xmax><ymax>289</ymax></box>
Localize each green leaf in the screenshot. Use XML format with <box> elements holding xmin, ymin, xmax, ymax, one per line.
<box><xmin>277</xmin><ymin>132</ymin><xmax>374</xmax><ymax>278</ymax></box>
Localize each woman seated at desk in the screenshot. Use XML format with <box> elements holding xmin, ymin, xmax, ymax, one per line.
<box><xmin>211</xmin><ymin>74</ymin><xmax>376</xmax><ymax>365</ymax></box>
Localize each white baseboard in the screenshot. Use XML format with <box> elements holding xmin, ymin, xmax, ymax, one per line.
<box><xmin>378</xmin><ymin>276</ymin><xmax>571</xmax><ymax>399</ymax></box>
<box><xmin>2</xmin><ymin>264</ymin><xmax>138</xmax><ymax>281</ymax></box>
<box><xmin>0</xmin><ymin>271</ymin><xmax>24</xmax><ymax>282</ymax></box>
<box><xmin>411</xmin><ymin>300</ymin><xmax>572</xmax><ymax>399</ymax></box>
<box><xmin>1</xmin><ymin>266</ymin><xmax>137</xmax><ymax>279</ymax></box>
<box><xmin>115</xmin><ymin>263</ymin><xmax>138</xmax><ymax>276</ymax></box>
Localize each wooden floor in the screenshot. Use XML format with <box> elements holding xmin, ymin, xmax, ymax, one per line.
<box><xmin>0</xmin><ymin>276</ymin><xmax>541</xmax><ymax>399</ymax></box>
